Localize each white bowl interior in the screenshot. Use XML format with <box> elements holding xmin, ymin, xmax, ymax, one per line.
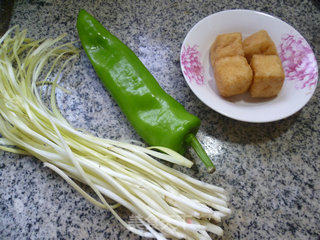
<box><xmin>181</xmin><ymin>10</ymin><xmax>318</xmax><ymax>122</ymax></box>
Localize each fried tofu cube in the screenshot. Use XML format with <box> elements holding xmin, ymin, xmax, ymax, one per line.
<box><xmin>249</xmin><ymin>55</ymin><xmax>285</xmax><ymax>98</ymax></box>
<box><xmin>214</xmin><ymin>56</ymin><xmax>253</xmax><ymax>97</ymax></box>
<box><xmin>210</xmin><ymin>32</ymin><xmax>244</xmax><ymax>64</ymax></box>
<box><xmin>243</xmin><ymin>30</ymin><xmax>278</xmax><ymax>62</ymax></box>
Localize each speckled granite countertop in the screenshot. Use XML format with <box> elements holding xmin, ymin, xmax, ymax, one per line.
<box><xmin>1</xmin><ymin>0</ymin><xmax>319</xmax><ymax>239</ymax></box>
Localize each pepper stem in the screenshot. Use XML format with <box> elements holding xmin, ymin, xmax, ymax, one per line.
<box><xmin>186</xmin><ymin>134</ymin><xmax>216</xmax><ymax>173</ymax></box>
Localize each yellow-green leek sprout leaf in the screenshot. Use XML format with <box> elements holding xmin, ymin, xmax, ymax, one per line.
<box><xmin>0</xmin><ymin>26</ymin><xmax>231</xmax><ymax>240</ymax></box>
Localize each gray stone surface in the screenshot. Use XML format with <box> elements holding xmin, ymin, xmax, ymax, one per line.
<box><xmin>0</xmin><ymin>0</ymin><xmax>319</xmax><ymax>239</ymax></box>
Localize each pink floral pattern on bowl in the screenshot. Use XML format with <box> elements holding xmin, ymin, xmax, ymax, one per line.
<box><xmin>279</xmin><ymin>34</ymin><xmax>318</xmax><ymax>91</ymax></box>
<box><xmin>181</xmin><ymin>45</ymin><xmax>205</xmax><ymax>85</ymax></box>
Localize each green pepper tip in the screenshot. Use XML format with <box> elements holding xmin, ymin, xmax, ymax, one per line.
<box><xmin>78</xmin><ymin>9</ymin><xmax>87</xmax><ymax>16</ymax></box>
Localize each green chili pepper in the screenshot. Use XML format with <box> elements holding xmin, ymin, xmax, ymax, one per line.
<box><xmin>77</xmin><ymin>9</ymin><xmax>215</xmax><ymax>173</ymax></box>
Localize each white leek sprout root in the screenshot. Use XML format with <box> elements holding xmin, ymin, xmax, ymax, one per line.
<box><xmin>0</xmin><ymin>26</ymin><xmax>231</xmax><ymax>239</ymax></box>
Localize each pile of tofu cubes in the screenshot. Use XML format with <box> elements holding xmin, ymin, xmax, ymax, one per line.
<box><xmin>210</xmin><ymin>30</ymin><xmax>285</xmax><ymax>98</ymax></box>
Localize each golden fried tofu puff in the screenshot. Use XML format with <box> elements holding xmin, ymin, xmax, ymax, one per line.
<box><xmin>210</xmin><ymin>32</ymin><xmax>244</xmax><ymax>64</ymax></box>
<box><xmin>214</xmin><ymin>56</ymin><xmax>253</xmax><ymax>97</ymax></box>
<box><xmin>249</xmin><ymin>55</ymin><xmax>285</xmax><ymax>98</ymax></box>
<box><xmin>243</xmin><ymin>30</ymin><xmax>278</xmax><ymax>63</ymax></box>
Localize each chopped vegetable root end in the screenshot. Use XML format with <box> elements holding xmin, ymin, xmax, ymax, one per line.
<box><xmin>0</xmin><ymin>26</ymin><xmax>231</xmax><ymax>239</ymax></box>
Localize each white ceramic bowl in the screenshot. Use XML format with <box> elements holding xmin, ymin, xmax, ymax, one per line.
<box><xmin>180</xmin><ymin>10</ymin><xmax>318</xmax><ymax>123</ymax></box>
